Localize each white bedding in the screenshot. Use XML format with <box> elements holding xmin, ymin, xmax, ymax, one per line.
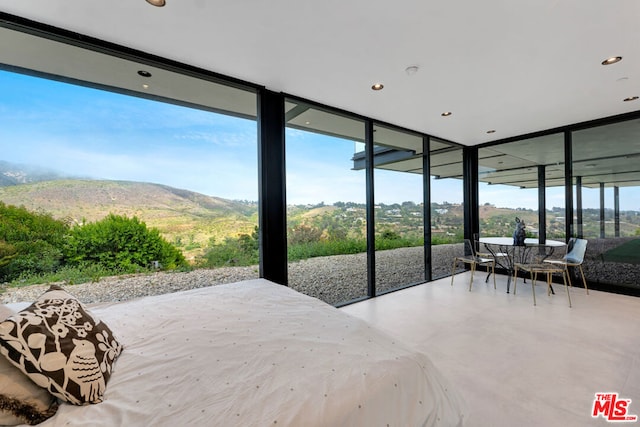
<box><xmin>26</xmin><ymin>278</ymin><xmax>464</xmax><ymax>426</ymax></box>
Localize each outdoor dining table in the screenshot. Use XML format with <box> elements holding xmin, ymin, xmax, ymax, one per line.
<box><xmin>478</xmin><ymin>237</ymin><xmax>566</xmax><ymax>293</ymax></box>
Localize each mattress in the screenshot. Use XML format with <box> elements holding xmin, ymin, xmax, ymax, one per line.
<box><xmin>16</xmin><ymin>278</ymin><xmax>465</xmax><ymax>426</ymax></box>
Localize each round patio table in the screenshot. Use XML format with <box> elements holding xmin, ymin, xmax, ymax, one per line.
<box><xmin>478</xmin><ymin>237</ymin><xmax>566</xmax><ymax>293</ymax></box>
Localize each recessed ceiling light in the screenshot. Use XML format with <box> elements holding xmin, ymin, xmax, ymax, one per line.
<box><xmin>601</xmin><ymin>56</ymin><xmax>622</xmax><ymax>65</ymax></box>
<box><xmin>142</xmin><ymin>84</ymin><xmax>150</xmax><ymax>89</ymax></box>
<box><xmin>486</xmin><ymin>129</ymin><xmax>496</xmax><ymax>134</ymax></box>
<box><xmin>146</xmin><ymin>0</ymin><xmax>166</xmax><ymax>6</ymax></box>
<box><xmin>441</xmin><ymin>111</ymin><xmax>452</xmax><ymax>117</ymax></box>
<box><xmin>371</xmin><ymin>83</ymin><xmax>384</xmax><ymax>91</ymax></box>
<box><xmin>623</xmin><ymin>96</ymin><xmax>639</xmax><ymax>102</ymax></box>
<box><xmin>137</xmin><ymin>70</ymin><xmax>152</xmax><ymax>78</ymax></box>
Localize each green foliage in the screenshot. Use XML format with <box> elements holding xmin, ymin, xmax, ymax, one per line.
<box><xmin>288</xmin><ymin>238</ymin><xmax>367</xmax><ymax>261</ymax></box>
<box><xmin>197</xmin><ymin>226</ymin><xmax>259</xmax><ymax>267</ymax></box>
<box><xmin>0</xmin><ymin>240</ymin><xmax>18</xmax><ymax>269</ymax></box>
<box><xmin>63</xmin><ymin>214</ymin><xmax>187</xmax><ymax>272</ymax></box>
<box><xmin>288</xmin><ymin>224</ymin><xmax>322</xmax><ymax>245</ymax></box>
<box><xmin>375</xmin><ymin>235</ymin><xmax>424</xmax><ymax>251</ymax></box>
<box><xmin>11</xmin><ymin>263</ymin><xmax>119</xmax><ymax>288</ymax></box>
<box><xmin>379</xmin><ymin>229</ymin><xmax>401</xmax><ymax>240</ymax></box>
<box><xmin>0</xmin><ymin>202</ymin><xmax>69</xmax><ymax>282</ymax></box>
<box><xmin>431</xmin><ymin>233</ymin><xmax>463</xmax><ymax>245</ymax></box>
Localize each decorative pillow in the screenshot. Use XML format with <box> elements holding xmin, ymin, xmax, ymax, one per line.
<box><xmin>0</xmin><ymin>304</ymin><xmax>13</xmax><ymax>321</ymax></box>
<box><xmin>0</xmin><ymin>285</ymin><xmax>123</xmax><ymax>405</ymax></box>
<box><xmin>1</xmin><ymin>305</ymin><xmax>59</xmax><ymax>425</ymax></box>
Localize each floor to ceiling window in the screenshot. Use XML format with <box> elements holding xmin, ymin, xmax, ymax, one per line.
<box><xmin>372</xmin><ymin>124</ymin><xmax>425</xmax><ymax>293</ymax></box>
<box><xmin>429</xmin><ymin>139</ymin><xmax>463</xmax><ymax>279</ymax></box>
<box><xmin>0</xmin><ymin>27</ymin><xmax>260</xmax><ymax>298</ymax></box>
<box><xmin>572</xmin><ymin>119</ymin><xmax>640</xmax><ymax>293</ymax></box>
<box><xmin>477</xmin><ymin>134</ymin><xmax>565</xmax><ymax>242</ymax></box>
<box><xmin>284</xmin><ymin>100</ymin><xmax>368</xmax><ymax>305</ymax></box>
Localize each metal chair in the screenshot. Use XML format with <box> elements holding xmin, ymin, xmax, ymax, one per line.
<box><xmin>543</xmin><ymin>238</ymin><xmax>589</xmax><ymax>294</ymax></box>
<box><xmin>513</xmin><ymin>262</ymin><xmax>571</xmax><ymax>307</ymax></box>
<box><xmin>451</xmin><ymin>239</ymin><xmax>496</xmax><ymax>291</ymax></box>
<box><xmin>473</xmin><ymin>233</ymin><xmax>508</xmax><ymax>260</ymax></box>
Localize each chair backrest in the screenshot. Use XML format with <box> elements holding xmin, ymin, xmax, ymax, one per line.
<box><xmin>565</xmin><ymin>238</ymin><xmax>587</xmax><ymax>264</ymax></box>
<box><xmin>464</xmin><ymin>238</ymin><xmax>476</xmax><ymax>257</ymax></box>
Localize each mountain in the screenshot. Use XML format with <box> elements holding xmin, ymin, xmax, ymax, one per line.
<box><xmin>0</xmin><ymin>179</ymin><xmax>258</xmax><ymax>261</ymax></box>
<box><xmin>0</xmin><ymin>160</ymin><xmax>69</xmax><ymax>186</ymax></box>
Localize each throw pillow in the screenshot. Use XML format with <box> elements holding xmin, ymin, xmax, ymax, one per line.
<box><xmin>0</xmin><ymin>305</ymin><xmax>59</xmax><ymax>425</ymax></box>
<box><xmin>0</xmin><ymin>304</ymin><xmax>13</xmax><ymax>321</ymax></box>
<box><xmin>0</xmin><ymin>285</ymin><xmax>123</xmax><ymax>405</ymax></box>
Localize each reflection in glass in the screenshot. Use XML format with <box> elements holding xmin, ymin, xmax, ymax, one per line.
<box><xmin>572</xmin><ymin>120</ymin><xmax>640</xmax><ymax>292</ymax></box>
<box><xmin>478</xmin><ymin>134</ymin><xmax>564</xmax><ymax>242</ymax></box>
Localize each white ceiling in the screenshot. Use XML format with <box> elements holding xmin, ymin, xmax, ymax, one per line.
<box><xmin>0</xmin><ymin>0</ymin><xmax>639</xmax><ymax>146</ymax></box>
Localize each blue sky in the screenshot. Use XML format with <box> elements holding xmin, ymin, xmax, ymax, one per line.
<box><xmin>0</xmin><ymin>70</ymin><xmax>259</xmax><ymax>201</ymax></box>
<box><xmin>0</xmin><ymin>69</ymin><xmax>451</xmax><ymax>206</ymax></box>
<box><xmin>1</xmin><ymin>70</ymin><xmax>637</xmax><ymax>211</ymax></box>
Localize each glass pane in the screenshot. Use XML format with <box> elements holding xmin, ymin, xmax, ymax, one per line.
<box><xmin>285</xmin><ymin>101</ymin><xmax>367</xmax><ymax>305</ymax></box>
<box><xmin>478</xmin><ymin>134</ymin><xmax>564</xmax><ymax>242</ymax></box>
<box><xmin>430</xmin><ymin>140</ymin><xmax>463</xmax><ymax>279</ymax></box>
<box><xmin>572</xmin><ymin>119</ymin><xmax>640</xmax><ymax>293</ymax></box>
<box><xmin>373</xmin><ymin>124</ymin><xmax>424</xmax><ymax>293</ymax></box>
<box><xmin>0</xmin><ymin>68</ymin><xmax>259</xmax><ymax>300</ymax></box>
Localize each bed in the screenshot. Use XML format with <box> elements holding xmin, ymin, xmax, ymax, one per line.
<box><xmin>1</xmin><ymin>278</ymin><xmax>465</xmax><ymax>426</ymax></box>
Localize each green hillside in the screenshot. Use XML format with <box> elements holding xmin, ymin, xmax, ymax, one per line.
<box><xmin>2</xmin><ymin>178</ymin><xmax>639</xmax><ymax>267</ymax></box>
<box><xmin>0</xmin><ymin>180</ymin><xmax>258</xmax><ymax>262</ymax></box>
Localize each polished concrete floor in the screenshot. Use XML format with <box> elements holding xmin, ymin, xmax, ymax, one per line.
<box><xmin>341</xmin><ymin>271</ymin><xmax>640</xmax><ymax>427</ymax></box>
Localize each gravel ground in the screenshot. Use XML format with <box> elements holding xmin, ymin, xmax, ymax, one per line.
<box><xmin>0</xmin><ymin>244</ymin><xmax>460</xmax><ymax>306</ymax></box>
<box><xmin>1</xmin><ymin>240</ymin><xmax>636</xmax><ymax>306</ymax></box>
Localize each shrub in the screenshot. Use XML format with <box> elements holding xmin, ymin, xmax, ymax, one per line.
<box><xmin>0</xmin><ymin>202</ymin><xmax>69</xmax><ymax>282</ymax></box>
<box><xmin>197</xmin><ymin>226</ymin><xmax>259</xmax><ymax>268</ymax></box>
<box><xmin>288</xmin><ymin>224</ymin><xmax>322</xmax><ymax>244</ymax></box>
<box><xmin>63</xmin><ymin>214</ymin><xmax>187</xmax><ymax>272</ymax></box>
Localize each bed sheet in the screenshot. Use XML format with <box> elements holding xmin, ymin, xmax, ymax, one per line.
<box><xmin>26</xmin><ymin>278</ymin><xmax>465</xmax><ymax>426</ymax></box>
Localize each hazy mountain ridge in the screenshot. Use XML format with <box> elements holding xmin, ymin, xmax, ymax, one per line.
<box><xmin>0</xmin><ymin>160</ymin><xmax>69</xmax><ymax>186</ymax></box>
<box><xmin>0</xmin><ymin>173</ymin><xmax>258</xmax><ymax>261</ymax></box>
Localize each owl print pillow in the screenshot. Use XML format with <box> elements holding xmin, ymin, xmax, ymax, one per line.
<box><xmin>0</xmin><ymin>285</ymin><xmax>123</xmax><ymax>405</ymax></box>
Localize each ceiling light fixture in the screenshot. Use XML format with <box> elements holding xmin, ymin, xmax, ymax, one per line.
<box><xmin>371</xmin><ymin>83</ymin><xmax>384</xmax><ymax>91</ymax></box>
<box><xmin>142</xmin><ymin>84</ymin><xmax>150</xmax><ymax>89</ymax></box>
<box><xmin>601</xmin><ymin>56</ymin><xmax>622</xmax><ymax>65</ymax></box>
<box><xmin>137</xmin><ymin>70</ymin><xmax>152</xmax><ymax>78</ymax></box>
<box><xmin>146</xmin><ymin>0</ymin><xmax>166</xmax><ymax>6</ymax></box>
<box><xmin>623</xmin><ymin>96</ymin><xmax>639</xmax><ymax>102</ymax></box>
<box><xmin>441</xmin><ymin>111</ymin><xmax>452</xmax><ymax>117</ymax></box>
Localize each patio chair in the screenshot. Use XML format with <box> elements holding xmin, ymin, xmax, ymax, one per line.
<box><xmin>513</xmin><ymin>262</ymin><xmax>571</xmax><ymax>307</ymax></box>
<box><xmin>451</xmin><ymin>238</ymin><xmax>496</xmax><ymax>291</ymax></box>
<box><xmin>473</xmin><ymin>233</ymin><xmax>508</xmax><ymax>260</ymax></box>
<box><xmin>543</xmin><ymin>238</ymin><xmax>589</xmax><ymax>294</ymax></box>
